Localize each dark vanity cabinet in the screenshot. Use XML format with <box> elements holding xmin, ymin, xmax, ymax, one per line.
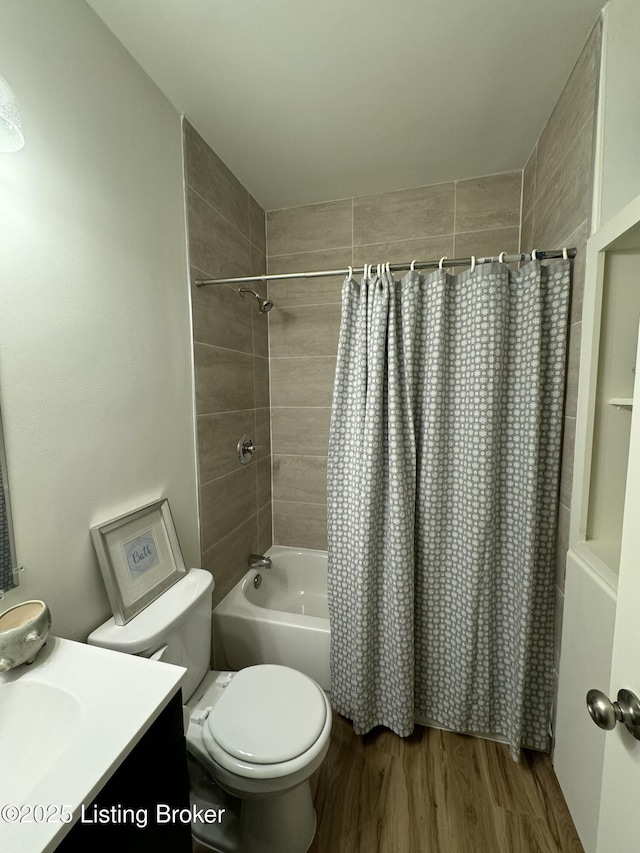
<box><xmin>56</xmin><ymin>691</ymin><xmax>192</xmax><ymax>853</ymax></box>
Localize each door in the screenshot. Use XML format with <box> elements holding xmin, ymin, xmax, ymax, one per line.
<box><xmin>593</xmin><ymin>323</ymin><xmax>640</xmax><ymax>849</ymax></box>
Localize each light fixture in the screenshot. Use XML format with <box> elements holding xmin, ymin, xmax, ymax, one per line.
<box><xmin>0</xmin><ymin>75</ymin><xmax>24</xmax><ymax>152</ymax></box>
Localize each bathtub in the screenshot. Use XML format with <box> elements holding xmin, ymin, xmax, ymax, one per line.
<box><xmin>213</xmin><ymin>546</ymin><xmax>331</xmax><ymax>691</ymax></box>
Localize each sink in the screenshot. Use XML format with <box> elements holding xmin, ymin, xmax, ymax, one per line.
<box><xmin>0</xmin><ymin>681</ymin><xmax>82</xmax><ymax>802</ymax></box>
<box><xmin>0</xmin><ymin>635</ymin><xmax>185</xmax><ymax>853</ymax></box>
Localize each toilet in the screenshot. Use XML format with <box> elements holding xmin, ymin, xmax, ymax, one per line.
<box><xmin>88</xmin><ymin>568</ymin><xmax>331</xmax><ymax>853</ymax></box>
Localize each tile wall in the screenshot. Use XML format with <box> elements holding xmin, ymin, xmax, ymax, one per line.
<box><xmin>266</xmin><ymin>171</ymin><xmax>523</xmax><ymax>549</ymax></box>
<box><xmin>184</xmin><ymin>121</ymin><xmax>272</xmax><ymax>606</ymax></box>
<box><xmin>520</xmin><ymin>20</ymin><xmax>601</xmax><ymax>676</ymax></box>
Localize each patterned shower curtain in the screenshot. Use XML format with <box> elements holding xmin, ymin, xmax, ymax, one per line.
<box><xmin>327</xmin><ymin>259</ymin><xmax>570</xmax><ymax>759</ymax></box>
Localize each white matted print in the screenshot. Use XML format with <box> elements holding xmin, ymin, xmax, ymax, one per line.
<box><xmin>91</xmin><ymin>498</ymin><xmax>187</xmax><ymax>625</ymax></box>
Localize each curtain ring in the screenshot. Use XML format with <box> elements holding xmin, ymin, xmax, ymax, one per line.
<box><xmin>385</xmin><ymin>261</ymin><xmax>391</xmax><ymax>276</ymax></box>
<box><xmin>347</xmin><ymin>265</ymin><xmax>353</xmax><ymax>282</ymax></box>
<box><xmin>410</xmin><ymin>259</ymin><xmax>417</xmax><ymax>271</ymax></box>
<box><xmin>470</xmin><ymin>256</ymin><xmax>476</xmax><ymax>273</ymax></box>
<box><xmin>562</xmin><ymin>247</ymin><xmax>569</xmax><ymax>259</ymax></box>
<box><xmin>363</xmin><ymin>263</ymin><xmax>368</xmax><ymax>280</ymax></box>
<box><xmin>439</xmin><ymin>256</ymin><xmax>448</xmax><ymax>270</ymax></box>
<box><xmin>498</xmin><ymin>252</ymin><xmax>506</xmax><ymax>264</ymax></box>
<box><xmin>377</xmin><ymin>263</ymin><xmax>382</xmax><ymax>279</ymax></box>
<box><xmin>531</xmin><ymin>249</ymin><xmax>538</xmax><ymax>260</ymax></box>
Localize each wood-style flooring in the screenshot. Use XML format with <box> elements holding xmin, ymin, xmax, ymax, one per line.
<box><xmin>307</xmin><ymin>713</ymin><xmax>583</xmax><ymax>853</ymax></box>
<box><xmin>194</xmin><ymin>712</ymin><xmax>584</xmax><ymax>853</ymax></box>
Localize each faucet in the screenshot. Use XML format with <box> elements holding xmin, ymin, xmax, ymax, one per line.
<box><xmin>248</xmin><ymin>554</ymin><xmax>272</xmax><ymax>570</ymax></box>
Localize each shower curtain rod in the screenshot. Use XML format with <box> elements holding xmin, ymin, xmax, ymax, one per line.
<box><xmin>195</xmin><ymin>248</ymin><xmax>576</xmax><ymax>287</ymax></box>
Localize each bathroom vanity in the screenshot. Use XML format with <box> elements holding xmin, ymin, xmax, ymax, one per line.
<box><xmin>0</xmin><ymin>636</ymin><xmax>191</xmax><ymax>853</ymax></box>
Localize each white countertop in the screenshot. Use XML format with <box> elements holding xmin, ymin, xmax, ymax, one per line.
<box><xmin>0</xmin><ymin>636</ymin><xmax>185</xmax><ymax>853</ymax></box>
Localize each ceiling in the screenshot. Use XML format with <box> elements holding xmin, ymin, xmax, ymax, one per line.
<box><xmin>86</xmin><ymin>0</ymin><xmax>605</xmax><ymax>211</ymax></box>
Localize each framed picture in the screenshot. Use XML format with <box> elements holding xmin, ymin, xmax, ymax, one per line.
<box><xmin>91</xmin><ymin>498</ymin><xmax>187</xmax><ymax>625</ymax></box>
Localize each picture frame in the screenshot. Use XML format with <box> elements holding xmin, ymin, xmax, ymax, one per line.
<box><xmin>90</xmin><ymin>498</ymin><xmax>187</xmax><ymax>625</ymax></box>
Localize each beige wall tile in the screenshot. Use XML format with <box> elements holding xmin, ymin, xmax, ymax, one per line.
<box><xmin>522</xmin><ymin>148</ymin><xmax>536</xmax><ymax>221</ymax></box>
<box><xmin>267</xmin><ymin>200</ymin><xmax>352</xmax><ymax>256</ymax></box>
<box><xmin>353</xmin><ymin>235</ymin><xmax>454</xmax><ymax>268</ymax></box>
<box><xmin>269</xmin><ymin>304</ymin><xmax>342</xmax><ymax>358</ymax></box>
<box><xmin>564</xmin><ymin>322</ymin><xmax>582</xmax><ymax>420</ymax></box>
<box><xmin>455</xmin><ymin>172</ymin><xmax>522</xmax><ymax>233</ymax></box>
<box><xmin>252</xmin><ymin>304</ymin><xmax>270</xmax><ymax>358</ymax></box>
<box><xmin>536</xmin><ymin>23</ymin><xmax>601</xmax><ymax>199</ymax></box>
<box><xmin>203</xmin><ymin>514</ymin><xmax>259</xmax><ymax>608</ymax></box>
<box><xmin>253</xmin><ymin>355</ymin><xmax>270</xmax><ymax>409</ymax></box>
<box><xmin>200</xmin><ymin>464</ymin><xmax>257</xmax><ymax>551</ymax></box>
<box><xmin>184</xmin><ymin>122</ymin><xmax>250</xmax><ymax>239</ymax></box>
<box><xmin>255</xmin><ymin>407</ymin><xmax>272</xmax><ymax>457</ymax></box>
<box><xmin>249</xmin><ymin>247</ymin><xmax>269</xmax><ymax>357</ymax></box>
<box><xmin>249</xmin><ymin>194</ymin><xmax>266</xmax><ymax>255</ymax></box>
<box><xmin>520</xmin><ymin>212</ymin><xmax>533</xmax><ymax>253</ymax></box>
<box><xmin>257</xmin><ymin>456</ymin><xmax>272</xmax><ymax>507</ymax></box>
<box><xmin>273</xmin><ymin>501</ymin><xmax>327</xmax><ymax>550</ymax></box>
<box><xmin>272</xmin><ymin>455</ymin><xmax>327</xmax><ymax>504</ymax></box>
<box><xmin>564</xmin><ymin>219</ymin><xmax>589</xmax><ymax>326</ymax></box>
<box><xmin>560</xmin><ymin>416</ymin><xmax>576</xmax><ymax>508</ymax></box>
<box><xmin>270</xmin><ymin>357</ymin><xmax>337</xmax><ymax>408</ymax></box>
<box><xmin>268</xmin><ymin>248</ymin><xmax>351</xmax><ymax>306</ymax></box>
<box><xmin>191</xmin><ymin>278</ymin><xmax>253</xmax><ymax>353</ymax></box>
<box><xmin>258</xmin><ymin>503</ymin><xmax>273</xmax><ymax>553</ymax></box>
<box><xmin>533</xmin><ymin>117</ymin><xmax>594</xmax><ymax>249</ymax></box>
<box><xmin>353</xmin><ymin>183</ymin><xmax>454</xmax><ymax>245</ymax></box>
<box><xmin>198</xmin><ymin>410</ymin><xmax>255</xmax><ymax>484</ymax></box>
<box><xmin>188</xmin><ymin>188</ymin><xmax>251</xmax><ymax>280</ymax></box>
<box><xmin>454</xmin><ymin>227</ymin><xmax>520</xmax><ymax>259</ymax></box>
<box><xmin>271</xmin><ymin>407</ymin><xmax>332</xmax><ymax>456</ymax></box>
<box><xmin>194</xmin><ymin>343</ymin><xmax>255</xmax><ymax>414</ymax></box>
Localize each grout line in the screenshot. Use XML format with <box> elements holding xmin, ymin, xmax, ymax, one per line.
<box><xmin>200</xmin><ymin>461</ymin><xmax>266</xmax><ymax>489</ymax></box>
<box><xmin>197</xmin><ymin>408</ymin><xmax>269</xmax><ymax>417</ymax></box>
<box><xmin>518</xmin><ymin>167</ymin><xmax>524</xmax><ymax>253</ymax></box>
<box><xmin>188</xmin><ymin>185</ymin><xmax>252</xmax><ymax>247</ymax></box>
<box><xmin>272</xmin><ymin>499</ymin><xmax>327</xmax><ymax>508</ymax></box>
<box><xmin>453</xmin><ymin>180</ymin><xmax>458</xmax><ymax>239</ymax></box>
<box><xmin>194</xmin><ymin>340</ymin><xmax>269</xmax><ymax>358</ymax></box>
<box><xmin>273</xmin><ymin>453</ymin><xmax>328</xmax><ymax>459</ymax></box>
<box><xmin>266</xmin><ymin>223</ymin><xmax>519</xmax><ymax>266</ymax></box>
<box><xmin>266</xmin><ymin>208</ymin><xmax>274</xmax><ymax>550</ymax></box>
<box><xmin>202</xmin><ymin>512</ymin><xmax>258</xmax><ymax>555</ymax></box>
<box><xmin>269</xmin><ymin>354</ymin><xmax>337</xmax><ymax>360</ymax></box>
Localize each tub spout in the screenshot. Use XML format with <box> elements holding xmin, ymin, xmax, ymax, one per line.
<box><xmin>248</xmin><ymin>554</ymin><xmax>272</xmax><ymax>569</ymax></box>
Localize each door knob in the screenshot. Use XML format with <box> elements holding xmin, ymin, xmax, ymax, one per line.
<box><xmin>586</xmin><ymin>688</ymin><xmax>640</xmax><ymax>740</ymax></box>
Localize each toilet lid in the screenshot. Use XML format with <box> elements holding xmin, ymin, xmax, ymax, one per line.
<box><xmin>206</xmin><ymin>665</ymin><xmax>327</xmax><ymax>765</ymax></box>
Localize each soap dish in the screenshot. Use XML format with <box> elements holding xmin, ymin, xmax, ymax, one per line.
<box><xmin>0</xmin><ymin>600</ymin><xmax>51</xmax><ymax>672</ymax></box>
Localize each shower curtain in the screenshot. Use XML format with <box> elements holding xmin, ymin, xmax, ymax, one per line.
<box><xmin>327</xmin><ymin>259</ymin><xmax>570</xmax><ymax>759</ymax></box>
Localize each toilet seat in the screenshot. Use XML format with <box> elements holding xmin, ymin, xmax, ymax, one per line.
<box><xmin>201</xmin><ymin>664</ymin><xmax>331</xmax><ymax>780</ymax></box>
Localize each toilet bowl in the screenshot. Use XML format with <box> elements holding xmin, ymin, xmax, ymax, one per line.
<box><xmin>88</xmin><ymin>568</ymin><xmax>331</xmax><ymax>853</ymax></box>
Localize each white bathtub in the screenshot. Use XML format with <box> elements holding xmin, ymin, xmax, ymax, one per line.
<box><xmin>212</xmin><ymin>546</ymin><xmax>331</xmax><ymax>691</ymax></box>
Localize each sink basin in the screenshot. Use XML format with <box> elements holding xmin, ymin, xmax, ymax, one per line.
<box><xmin>0</xmin><ymin>635</ymin><xmax>185</xmax><ymax>853</ymax></box>
<box><xmin>0</xmin><ymin>681</ymin><xmax>82</xmax><ymax>802</ymax></box>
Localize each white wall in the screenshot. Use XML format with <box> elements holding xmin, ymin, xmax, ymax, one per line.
<box><xmin>599</xmin><ymin>0</ymin><xmax>640</xmax><ymax>224</ymax></box>
<box><xmin>0</xmin><ymin>0</ymin><xmax>199</xmax><ymax>640</ymax></box>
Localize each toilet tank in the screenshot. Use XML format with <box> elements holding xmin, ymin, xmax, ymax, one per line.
<box><xmin>88</xmin><ymin>569</ymin><xmax>214</xmax><ymax>702</ymax></box>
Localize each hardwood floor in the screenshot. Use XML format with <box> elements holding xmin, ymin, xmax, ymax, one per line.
<box><xmin>307</xmin><ymin>713</ymin><xmax>584</xmax><ymax>853</ymax></box>
<box><xmin>193</xmin><ymin>712</ymin><xmax>583</xmax><ymax>853</ymax></box>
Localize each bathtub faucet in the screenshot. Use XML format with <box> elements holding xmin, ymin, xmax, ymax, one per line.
<box><xmin>248</xmin><ymin>554</ymin><xmax>272</xmax><ymax>570</ymax></box>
